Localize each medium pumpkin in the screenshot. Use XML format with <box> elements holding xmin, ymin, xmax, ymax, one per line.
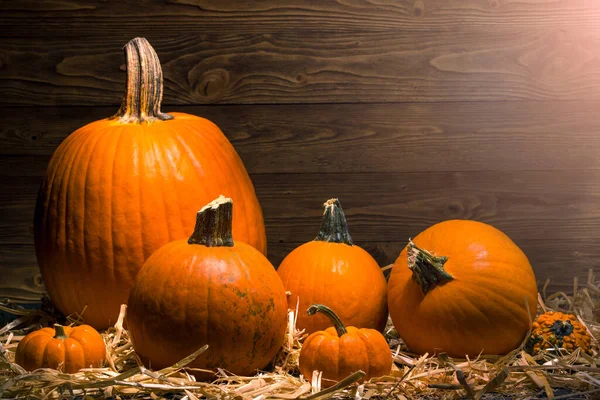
<box><xmin>34</xmin><ymin>38</ymin><xmax>265</xmax><ymax>329</ymax></box>
<box><xmin>387</xmin><ymin>220</ymin><xmax>538</xmax><ymax>358</ymax></box>
<box><xmin>127</xmin><ymin>196</ymin><xmax>287</xmax><ymax>377</ymax></box>
<box><xmin>277</xmin><ymin>199</ymin><xmax>388</xmax><ymax>335</ymax></box>
<box><xmin>299</xmin><ymin>304</ymin><xmax>392</xmax><ymax>387</ymax></box>
<box><xmin>15</xmin><ymin>324</ymin><xmax>105</xmax><ymax>373</ymax></box>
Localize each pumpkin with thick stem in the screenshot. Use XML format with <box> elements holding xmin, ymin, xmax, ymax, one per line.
<box><xmin>15</xmin><ymin>324</ymin><xmax>105</xmax><ymax>373</ymax></box>
<box><xmin>127</xmin><ymin>196</ymin><xmax>287</xmax><ymax>378</ymax></box>
<box><xmin>298</xmin><ymin>304</ymin><xmax>392</xmax><ymax>387</ymax></box>
<box><xmin>34</xmin><ymin>37</ymin><xmax>265</xmax><ymax>329</ymax></box>
<box><xmin>387</xmin><ymin>220</ymin><xmax>538</xmax><ymax>358</ymax></box>
<box><xmin>277</xmin><ymin>199</ymin><xmax>388</xmax><ymax>335</ymax></box>
<box><xmin>526</xmin><ymin>311</ymin><xmax>592</xmax><ymax>354</ymax></box>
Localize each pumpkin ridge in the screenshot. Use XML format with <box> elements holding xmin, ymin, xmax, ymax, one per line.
<box><xmin>57</xmin><ymin>126</ymin><xmax>98</xmax><ymax>315</ymax></box>
<box><xmin>79</xmin><ymin>124</ymin><xmax>108</xmax><ymax>301</ymax></box>
<box><xmin>63</xmin><ymin>337</ymin><xmax>85</xmax><ymax>372</ymax></box>
<box><xmin>25</xmin><ymin>334</ymin><xmax>53</xmax><ymax>370</ymax></box>
<box><xmin>107</xmin><ymin>125</ymin><xmax>129</xmax><ymax>307</ymax></box>
<box><xmin>460</xmin><ymin>273</ymin><xmax>537</xmax><ymax>320</ymax></box>
<box><xmin>158</xmin><ymin>134</ymin><xmax>187</xmax><ymax>241</ymax></box>
<box><xmin>468</xmin><ymin>279</ymin><xmax>535</xmax><ymax>319</ymax></box>
<box><xmin>150</xmin><ymin>130</ymin><xmax>176</xmax><ymax>246</ymax></box>
<box><xmin>355</xmin><ymin>332</ymin><xmax>371</xmax><ymax>377</ymax></box>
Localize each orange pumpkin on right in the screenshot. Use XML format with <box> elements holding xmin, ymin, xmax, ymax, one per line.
<box><xmin>387</xmin><ymin>220</ymin><xmax>538</xmax><ymax>358</ymax></box>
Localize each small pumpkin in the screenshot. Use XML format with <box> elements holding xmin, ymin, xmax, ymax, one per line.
<box><xmin>387</xmin><ymin>220</ymin><xmax>538</xmax><ymax>358</ymax></box>
<box><xmin>299</xmin><ymin>304</ymin><xmax>392</xmax><ymax>387</ymax></box>
<box><xmin>277</xmin><ymin>199</ymin><xmax>388</xmax><ymax>335</ymax></box>
<box><xmin>15</xmin><ymin>324</ymin><xmax>105</xmax><ymax>373</ymax></box>
<box><xmin>127</xmin><ymin>196</ymin><xmax>287</xmax><ymax>377</ymax></box>
<box><xmin>34</xmin><ymin>38</ymin><xmax>265</xmax><ymax>329</ymax></box>
<box><xmin>526</xmin><ymin>311</ymin><xmax>592</xmax><ymax>354</ymax></box>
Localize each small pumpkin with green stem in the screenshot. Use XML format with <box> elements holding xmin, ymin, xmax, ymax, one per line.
<box><xmin>277</xmin><ymin>199</ymin><xmax>388</xmax><ymax>335</ymax></box>
<box><xmin>298</xmin><ymin>304</ymin><xmax>393</xmax><ymax>387</ymax></box>
<box><xmin>15</xmin><ymin>324</ymin><xmax>106</xmax><ymax>373</ymax></box>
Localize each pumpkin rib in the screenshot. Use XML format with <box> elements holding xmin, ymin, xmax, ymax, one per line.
<box><xmin>41</xmin><ymin>133</ymin><xmax>81</xmax><ymax>314</ymax></box>
<box><xmin>107</xmin><ymin>125</ymin><xmax>129</xmax><ymax>308</ymax></box>
<box><xmin>80</xmin><ymin>125</ymin><xmax>108</xmax><ymax>308</ymax></box>
<box><xmin>466</xmin><ymin>280</ymin><xmax>534</xmax><ymax>322</ymax></box>
<box><xmin>25</xmin><ymin>334</ymin><xmax>53</xmax><ymax>371</ymax></box>
<box><xmin>56</xmin><ymin>127</ymin><xmax>96</xmax><ymax>315</ymax></box>
<box><xmin>63</xmin><ymin>338</ymin><xmax>85</xmax><ymax>372</ymax></box>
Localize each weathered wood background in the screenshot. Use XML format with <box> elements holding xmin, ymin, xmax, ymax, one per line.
<box><xmin>2</xmin><ymin>0</ymin><xmax>600</xmax><ymax>301</ymax></box>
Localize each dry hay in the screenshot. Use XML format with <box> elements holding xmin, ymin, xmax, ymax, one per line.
<box><xmin>1</xmin><ymin>270</ymin><xmax>600</xmax><ymax>399</ymax></box>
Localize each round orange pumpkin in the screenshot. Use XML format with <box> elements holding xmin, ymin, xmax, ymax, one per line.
<box><xmin>387</xmin><ymin>220</ymin><xmax>538</xmax><ymax>358</ymax></box>
<box><xmin>299</xmin><ymin>304</ymin><xmax>392</xmax><ymax>387</ymax></box>
<box><xmin>34</xmin><ymin>38</ymin><xmax>265</xmax><ymax>329</ymax></box>
<box><xmin>15</xmin><ymin>324</ymin><xmax>105</xmax><ymax>373</ymax></box>
<box><xmin>127</xmin><ymin>196</ymin><xmax>287</xmax><ymax>377</ymax></box>
<box><xmin>277</xmin><ymin>199</ymin><xmax>388</xmax><ymax>335</ymax></box>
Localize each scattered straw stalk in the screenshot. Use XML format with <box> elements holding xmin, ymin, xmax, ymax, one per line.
<box><xmin>1</xmin><ymin>270</ymin><xmax>600</xmax><ymax>399</ymax></box>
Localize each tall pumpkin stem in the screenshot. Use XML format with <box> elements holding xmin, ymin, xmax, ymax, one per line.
<box><xmin>53</xmin><ymin>324</ymin><xmax>68</xmax><ymax>340</ymax></box>
<box><xmin>407</xmin><ymin>240</ymin><xmax>454</xmax><ymax>294</ymax></box>
<box><xmin>307</xmin><ymin>304</ymin><xmax>348</xmax><ymax>337</ymax></box>
<box><xmin>188</xmin><ymin>195</ymin><xmax>234</xmax><ymax>247</ymax></box>
<box><xmin>315</xmin><ymin>198</ymin><xmax>353</xmax><ymax>245</ymax></box>
<box><xmin>112</xmin><ymin>37</ymin><xmax>174</xmax><ymax>124</ymax></box>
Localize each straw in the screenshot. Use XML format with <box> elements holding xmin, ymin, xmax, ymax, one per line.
<box><xmin>1</xmin><ymin>270</ymin><xmax>600</xmax><ymax>399</ymax></box>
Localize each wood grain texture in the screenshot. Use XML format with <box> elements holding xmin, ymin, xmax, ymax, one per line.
<box><xmin>2</xmin><ymin>102</ymin><xmax>600</xmax><ymax>173</ymax></box>
<box><xmin>0</xmin><ymin>246</ymin><xmax>45</xmax><ymax>301</ymax></box>
<box><xmin>3</xmin><ymin>27</ymin><xmax>600</xmax><ymax>106</ymax></box>
<box><xmin>3</xmin><ymin>0</ymin><xmax>600</xmax><ymax>37</ymax></box>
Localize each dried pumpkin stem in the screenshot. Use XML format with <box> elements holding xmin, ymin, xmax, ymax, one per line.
<box><xmin>315</xmin><ymin>198</ymin><xmax>353</xmax><ymax>245</ymax></box>
<box><xmin>188</xmin><ymin>195</ymin><xmax>234</xmax><ymax>247</ymax></box>
<box><xmin>112</xmin><ymin>37</ymin><xmax>173</xmax><ymax>124</ymax></box>
<box><xmin>307</xmin><ymin>304</ymin><xmax>348</xmax><ymax>337</ymax></box>
<box><xmin>53</xmin><ymin>324</ymin><xmax>68</xmax><ymax>340</ymax></box>
<box><xmin>407</xmin><ymin>240</ymin><xmax>453</xmax><ymax>294</ymax></box>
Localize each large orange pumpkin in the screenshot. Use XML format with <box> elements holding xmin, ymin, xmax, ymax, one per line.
<box><xmin>277</xmin><ymin>199</ymin><xmax>388</xmax><ymax>335</ymax></box>
<box><xmin>127</xmin><ymin>196</ymin><xmax>287</xmax><ymax>377</ymax></box>
<box><xmin>387</xmin><ymin>220</ymin><xmax>538</xmax><ymax>358</ymax></box>
<box><xmin>33</xmin><ymin>38</ymin><xmax>265</xmax><ymax>329</ymax></box>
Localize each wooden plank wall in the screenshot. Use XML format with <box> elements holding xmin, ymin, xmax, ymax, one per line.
<box><xmin>2</xmin><ymin>0</ymin><xmax>600</xmax><ymax>301</ymax></box>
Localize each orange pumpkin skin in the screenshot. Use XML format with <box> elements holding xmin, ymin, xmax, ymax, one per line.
<box><xmin>299</xmin><ymin>305</ymin><xmax>392</xmax><ymax>387</ymax></box>
<box><xmin>387</xmin><ymin>220</ymin><xmax>538</xmax><ymax>358</ymax></box>
<box><xmin>15</xmin><ymin>325</ymin><xmax>105</xmax><ymax>373</ymax></box>
<box><xmin>277</xmin><ymin>199</ymin><xmax>388</xmax><ymax>335</ymax></box>
<box><xmin>127</xmin><ymin>197</ymin><xmax>287</xmax><ymax>377</ymax></box>
<box><xmin>33</xmin><ymin>39</ymin><xmax>265</xmax><ymax>329</ymax></box>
